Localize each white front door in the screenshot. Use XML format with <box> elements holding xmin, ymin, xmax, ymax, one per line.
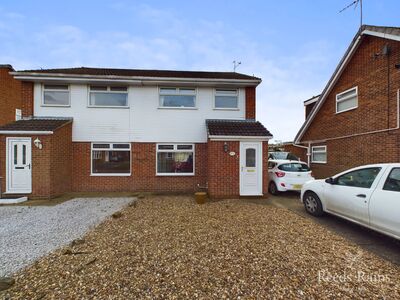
<box><xmin>240</xmin><ymin>142</ymin><xmax>262</xmax><ymax>196</ymax></box>
<box><xmin>7</xmin><ymin>137</ymin><xmax>32</xmax><ymax>194</ymax></box>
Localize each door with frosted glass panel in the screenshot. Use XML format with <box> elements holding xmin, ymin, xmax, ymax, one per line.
<box><xmin>7</xmin><ymin>138</ymin><xmax>32</xmax><ymax>193</ymax></box>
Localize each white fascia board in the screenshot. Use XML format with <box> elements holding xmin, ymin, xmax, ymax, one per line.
<box><xmin>11</xmin><ymin>73</ymin><xmax>261</xmax><ymax>87</ymax></box>
<box><xmin>294</xmin><ymin>35</ymin><xmax>362</xmax><ymax>144</ymax></box>
<box><xmin>304</xmin><ymin>96</ymin><xmax>319</xmax><ymax>106</ymax></box>
<box><xmin>362</xmin><ymin>30</ymin><xmax>400</xmax><ymax>42</ymax></box>
<box><xmin>0</xmin><ymin>130</ymin><xmax>53</xmax><ymax>135</ymax></box>
<box><xmin>209</xmin><ymin>135</ymin><xmax>272</xmax><ymax>141</ymax></box>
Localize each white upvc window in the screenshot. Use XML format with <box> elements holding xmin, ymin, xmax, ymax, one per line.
<box><xmin>156</xmin><ymin>144</ymin><xmax>195</xmax><ymax>176</ymax></box>
<box><xmin>214</xmin><ymin>89</ymin><xmax>239</xmax><ymax>109</ymax></box>
<box><xmin>311</xmin><ymin>146</ymin><xmax>327</xmax><ymax>164</ymax></box>
<box><xmin>336</xmin><ymin>86</ymin><xmax>358</xmax><ymax>113</ymax></box>
<box><xmin>89</xmin><ymin>86</ymin><xmax>128</xmax><ymax>107</ymax></box>
<box><xmin>91</xmin><ymin>143</ymin><xmax>131</xmax><ymax>176</ymax></box>
<box><xmin>159</xmin><ymin>87</ymin><xmax>196</xmax><ymax>108</ymax></box>
<box><xmin>42</xmin><ymin>84</ymin><xmax>70</xmax><ymax>106</ymax></box>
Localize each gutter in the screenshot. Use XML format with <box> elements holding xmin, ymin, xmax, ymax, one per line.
<box><xmin>209</xmin><ymin>135</ymin><xmax>273</xmax><ymax>141</ymax></box>
<box><xmin>0</xmin><ymin>130</ymin><xmax>53</xmax><ymax>135</ymax></box>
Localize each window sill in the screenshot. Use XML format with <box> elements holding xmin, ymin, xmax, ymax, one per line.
<box><xmin>88</xmin><ymin>106</ymin><xmax>129</xmax><ymax>109</ymax></box>
<box><xmin>90</xmin><ymin>173</ymin><xmax>131</xmax><ymax>177</ymax></box>
<box><xmin>156</xmin><ymin>173</ymin><xmax>194</xmax><ymax>176</ymax></box>
<box><xmin>41</xmin><ymin>104</ymin><xmax>71</xmax><ymax>107</ymax></box>
<box><xmin>311</xmin><ymin>161</ymin><xmax>327</xmax><ymax>164</ymax></box>
<box><xmin>213</xmin><ymin>108</ymin><xmax>240</xmax><ymax>111</ymax></box>
<box><xmin>335</xmin><ymin>106</ymin><xmax>357</xmax><ymax>114</ymax></box>
<box><xmin>157</xmin><ymin>107</ymin><xmax>198</xmax><ymax>110</ymax></box>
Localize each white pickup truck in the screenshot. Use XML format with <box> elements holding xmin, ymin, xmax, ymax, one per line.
<box><xmin>301</xmin><ymin>163</ymin><xmax>400</xmax><ymax>240</ymax></box>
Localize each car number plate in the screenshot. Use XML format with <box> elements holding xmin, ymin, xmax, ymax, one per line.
<box><xmin>293</xmin><ymin>184</ymin><xmax>303</xmax><ymax>189</ymax></box>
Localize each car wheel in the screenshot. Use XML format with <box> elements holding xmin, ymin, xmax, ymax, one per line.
<box><xmin>303</xmin><ymin>191</ymin><xmax>324</xmax><ymax>217</ymax></box>
<box><xmin>269</xmin><ymin>182</ymin><xmax>279</xmax><ymax>195</ymax></box>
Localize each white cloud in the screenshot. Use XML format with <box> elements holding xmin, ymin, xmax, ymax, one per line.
<box><xmin>0</xmin><ymin>3</ymin><xmax>335</xmax><ymax>141</ymax></box>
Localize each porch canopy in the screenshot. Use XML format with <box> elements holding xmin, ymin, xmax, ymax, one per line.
<box><xmin>206</xmin><ymin>119</ymin><xmax>273</xmax><ymax>140</ymax></box>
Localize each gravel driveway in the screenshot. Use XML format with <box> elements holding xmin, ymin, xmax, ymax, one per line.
<box><xmin>0</xmin><ymin>197</ymin><xmax>133</xmax><ymax>277</ymax></box>
<box><xmin>266</xmin><ymin>192</ymin><xmax>400</xmax><ymax>265</ymax></box>
<box><xmin>2</xmin><ymin>196</ymin><xmax>399</xmax><ymax>299</ymax></box>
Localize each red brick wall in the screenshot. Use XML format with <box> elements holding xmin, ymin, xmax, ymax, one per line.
<box><xmin>31</xmin><ymin>135</ymin><xmax>52</xmax><ymax>198</ymax></box>
<box><xmin>207</xmin><ymin>141</ymin><xmax>240</xmax><ymax>198</ymax></box>
<box><xmin>21</xmin><ymin>82</ymin><xmax>34</xmax><ymax>118</ymax></box>
<box><xmin>282</xmin><ymin>144</ymin><xmax>308</xmax><ymax>163</ymax></box>
<box><xmin>0</xmin><ymin>136</ymin><xmax>9</xmax><ymax>195</ymax></box>
<box><xmin>310</xmin><ymin>132</ymin><xmax>400</xmax><ymax>179</ymax></box>
<box><xmin>302</xmin><ymin>36</ymin><xmax>400</xmax><ymax>141</ymax></box>
<box><xmin>300</xmin><ymin>35</ymin><xmax>400</xmax><ymax>178</ymax></box>
<box><xmin>0</xmin><ymin>65</ymin><xmax>22</xmax><ymax>125</ymax></box>
<box><xmin>50</xmin><ymin>123</ymin><xmax>73</xmax><ymax>196</ymax></box>
<box><xmin>207</xmin><ymin>140</ymin><xmax>269</xmax><ymax>198</ymax></box>
<box><xmin>71</xmin><ymin>142</ymin><xmax>133</xmax><ymax>192</ymax></box>
<box><xmin>245</xmin><ymin>87</ymin><xmax>256</xmax><ymax>119</ymax></box>
<box><xmin>72</xmin><ymin>142</ymin><xmax>207</xmax><ymax>193</ymax></box>
<box><xmin>262</xmin><ymin>141</ymin><xmax>269</xmax><ymax>195</ymax></box>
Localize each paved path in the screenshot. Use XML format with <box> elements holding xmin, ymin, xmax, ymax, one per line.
<box><xmin>0</xmin><ymin>197</ymin><xmax>133</xmax><ymax>276</ymax></box>
<box><xmin>264</xmin><ymin>192</ymin><xmax>400</xmax><ymax>266</ymax></box>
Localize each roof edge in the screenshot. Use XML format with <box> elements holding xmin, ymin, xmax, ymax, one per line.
<box><xmin>11</xmin><ymin>72</ymin><xmax>262</xmax><ymax>86</ymax></box>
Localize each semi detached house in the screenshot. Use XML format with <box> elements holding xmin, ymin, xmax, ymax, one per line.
<box><xmin>0</xmin><ymin>66</ymin><xmax>272</xmax><ymax>199</ymax></box>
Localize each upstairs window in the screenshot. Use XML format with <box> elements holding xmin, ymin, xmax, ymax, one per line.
<box><xmin>336</xmin><ymin>87</ymin><xmax>358</xmax><ymax>113</ymax></box>
<box><xmin>43</xmin><ymin>84</ymin><xmax>70</xmax><ymax>106</ymax></box>
<box><xmin>214</xmin><ymin>89</ymin><xmax>238</xmax><ymax>109</ymax></box>
<box><xmin>159</xmin><ymin>87</ymin><xmax>196</xmax><ymax>108</ymax></box>
<box><xmin>89</xmin><ymin>86</ymin><xmax>128</xmax><ymax>107</ymax></box>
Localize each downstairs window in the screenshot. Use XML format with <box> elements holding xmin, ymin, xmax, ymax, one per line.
<box><xmin>157</xmin><ymin>144</ymin><xmax>194</xmax><ymax>175</ymax></box>
<box><xmin>91</xmin><ymin>143</ymin><xmax>131</xmax><ymax>175</ymax></box>
<box><xmin>311</xmin><ymin>146</ymin><xmax>327</xmax><ymax>163</ymax></box>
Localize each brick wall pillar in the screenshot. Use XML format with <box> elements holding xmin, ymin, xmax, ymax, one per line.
<box><xmin>0</xmin><ymin>65</ymin><xmax>22</xmax><ymax>125</ymax></box>
<box><xmin>207</xmin><ymin>140</ymin><xmax>240</xmax><ymax>198</ymax></box>
<box><xmin>245</xmin><ymin>87</ymin><xmax>256</xmax><ymax>120</ymax></box>
<box><xmin>21</xmin><ymin>81</ymin><xmax>34</xmax><ymax>118</ymax></box>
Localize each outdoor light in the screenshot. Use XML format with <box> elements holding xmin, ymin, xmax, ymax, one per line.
<box><xmin>223</xmin><ymin>142</ymin><xmax>229</xmax><ymax>153</ymax></box>
<box><xmin>34</xmin><ymin>138</ymin><xmax>43</xmax><ymax>150</ymax></box>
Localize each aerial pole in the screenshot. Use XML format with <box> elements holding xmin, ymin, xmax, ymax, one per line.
<box><xmin>339</xmin><ymin>0</ymin><xmax>363</xmax><ymax>27</ymax></box>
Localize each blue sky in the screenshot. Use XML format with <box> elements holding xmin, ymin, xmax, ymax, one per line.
<box><xmin>0</xmin><ymin>0</ymin><xmax>399</xmax><ymax>141</ymax></box>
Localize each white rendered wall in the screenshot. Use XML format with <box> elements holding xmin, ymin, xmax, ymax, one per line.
<box><xmin>34</xmin><ymin>83</ymin><xmax>245</xmax><ymax>142</ymax></box>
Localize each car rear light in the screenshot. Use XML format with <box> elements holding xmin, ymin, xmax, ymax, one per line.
<box><xmin>275</xmin><ymin>171</ymin><xmax>285</xmax><ymax>177</ymax></box>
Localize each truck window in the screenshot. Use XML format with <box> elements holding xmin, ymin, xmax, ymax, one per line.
<box><xmin>383</xmin><ymin>168</ymin><xmax>400</xmax><ymax>192</ymax></box>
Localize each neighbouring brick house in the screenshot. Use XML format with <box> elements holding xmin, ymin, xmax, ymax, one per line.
<box><xmin>0</xmin><ymin>65</ymin><xmax>23</xmax><ymax>126</ymax></box>
<box><xmin>294</xmin><ymin>25</ymin><xmax>400</xmax><ymax>178</ymax></box>
<box><xmin>0</xmin><ymin>66</ymin><xmax>272</xmax><ymax>199</ymax></box>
